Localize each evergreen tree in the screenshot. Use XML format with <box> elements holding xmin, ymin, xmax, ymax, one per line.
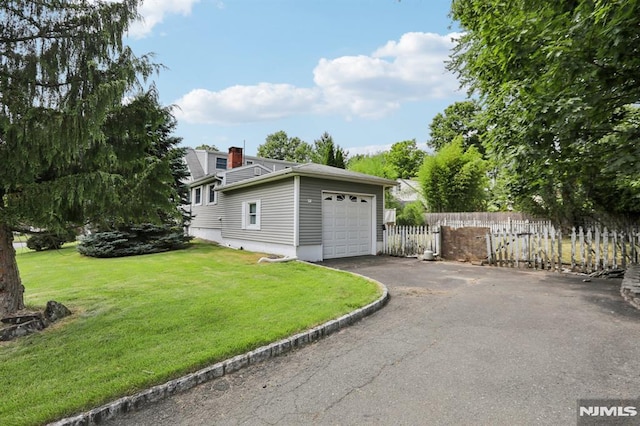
<box><xmin>312</xmin><ymin>132</ymin><xmax>347</xmax><ymax>169</ymax></box>
<box><xmin>0</xmin><ymin>0</ymin><xmax>168</xmax><ymax>316</ymax></box>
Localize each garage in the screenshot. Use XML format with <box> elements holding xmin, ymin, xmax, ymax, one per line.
<box><xmin>322</xmin><ymin>192</ymin><xmax>373</xmax><ymax>259</ymax></box>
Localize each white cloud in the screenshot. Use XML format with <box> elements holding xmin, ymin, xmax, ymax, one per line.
<box><xmin>345</xmin><ymin>143</ymin><xmax>394</xmax><ymax>157</ymax></box>
<box><xmin>128</xmin><ymin>0</ymin><xmax>201</xmax><ymax>38</ymax></box>
<box><xmin>174</xmin><ymin>84</ymin><xmax>322</xmax><ymax>124</ymax></box>
<box><xmin>176</xmin><ymin>32</ymin><xmax>462</xmax><ymax>124</ymax></box>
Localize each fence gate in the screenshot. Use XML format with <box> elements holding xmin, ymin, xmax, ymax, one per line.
<box><xmin>486</xmin><ymin>226</ymin><xmax>640</xmax><ymax>273</ymax></box>
<box><xmin>382</xmin><ymin>225</ymin><xmax>440</xmax><ymax>257</ymax></box>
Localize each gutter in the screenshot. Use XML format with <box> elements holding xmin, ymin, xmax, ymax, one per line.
<box><xmin>219</xmin><ymin>168</ymin><xmax>397</xmax><ymax>192</ymax></box>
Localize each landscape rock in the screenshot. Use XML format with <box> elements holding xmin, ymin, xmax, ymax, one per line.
<box><xmin>44</xmin><ymin>300</ymin><xmax>72</xmax><ymax>323</ymax></box>
<box><xmin>0</xmin><ymin>318</ymin><xmax>45</xmax><ymax>341</ymax></box>
<box><xmin>1</xmin><ymin>313</ymin><xmax>44</xmax><ymax>325</ymax></box>
<box><xmin>0</xmin><ymin>301</ymin><xmax>71</xmax><ymax>342</ymax></box>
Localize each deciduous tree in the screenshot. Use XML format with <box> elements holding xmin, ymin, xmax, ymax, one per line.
<box><xmin>427</xmin><ymin>100</ymin><xmax>485</xmax><ymax>154</ymax></box>
<box><xmin>347</xmin><ymin>153</ymin><xmax>396</xmax><ymax>180</ymax></box>
<box><xmin>386</xmin><ymin>139</ymin><xmax>425</xmax><ymax>178</ymax></box>
<box><xmin>419</xmin><ymin>138</ymin><xmax>487</xmax><ymax>212</ymax></box>
<box><xmin>257</xmin><ymin>131</ymin><xmax>312</xmax><ymax>162</ymax></box>
<box><xmin>449</xmin><ymin>0</ymin><xmax>640</xmax><ymax>222</ymax></box>
<box><xmin>194</xmin><ymin>144</ymin><xmax>219</xmax><ymax>152</ymax></box>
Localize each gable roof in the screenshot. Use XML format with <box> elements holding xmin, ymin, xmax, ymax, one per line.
<box><xmin>184</xmin><ymin>148</ymin><xmax>205</xmax><ymax>180</ymax></box>
<box><xmin>218</xmin><ymin>163</ymin><xmax>397</xmax><ymax>192</ymax></box>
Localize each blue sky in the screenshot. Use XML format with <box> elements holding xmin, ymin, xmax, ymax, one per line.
<box><xmin>125</xmin><ymin>0</ymin><xmax>464</xmax><ymax>156</ymax></box>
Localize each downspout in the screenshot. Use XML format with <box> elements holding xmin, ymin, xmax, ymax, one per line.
<box><xmin>293</xmin><ymin>175</ymin><xmax>300</xmax><ymax>249</ymax></box>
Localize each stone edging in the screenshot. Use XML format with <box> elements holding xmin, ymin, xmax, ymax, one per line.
<box><xmin>48</xmin><ymin>267</ymin><xmax>389</xmax><ymax>426</ymax></box>
<box><xmin>621</xmin><ymin>264</ymin><xmax>640</xmax><ymax>310</ymax></box>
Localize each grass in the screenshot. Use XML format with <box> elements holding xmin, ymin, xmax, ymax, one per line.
<box><xmin>0</xmin><ymin>241</ymin><xmax>381</xmax><ymax>426</ymax></box>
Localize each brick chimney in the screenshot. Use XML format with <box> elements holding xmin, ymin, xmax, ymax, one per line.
<box><xmin>228</xmin><ymin>146</ymin><xmax>243</xmax><ymax>169</ymax></box>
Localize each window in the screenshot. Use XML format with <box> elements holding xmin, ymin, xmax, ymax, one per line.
<box><xmin>193</xmin><ymin>187</ymin><xmax>202</xmax><ymax>205</ymax></box>
<box><xmin>242</xmin><ymin>200</ymin><xmax>261</xmax><ymax>230</ymax></box>
<box><xmin>216</xmin><ymin>157</ymin><xmax>227</xmax><ymax>169</ymax></box>
<box><xmin>207</xmin><ymin>184</ymin><xmax>216</xmax><ymax>204</ymax></box>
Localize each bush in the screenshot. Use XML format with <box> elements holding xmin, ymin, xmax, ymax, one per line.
<box><xmin>26</xmin><ymin>231</ymin><xmax>75</xmax><ymax>251</ymax></box>
<box><xmin>397</xmin><ymin>201</ymin><xmax>427</xmax><ymax>226</ymax></box>
<box><xmin>77</xmin><ymin>224</ymin><xmax>192</xmax><ymax>258</ymax></box>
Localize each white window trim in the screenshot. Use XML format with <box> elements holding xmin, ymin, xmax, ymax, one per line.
<box><xmin>241</xmin><ymin>200</ymin><xmax>261</xmax><ymax>230</ymax></box>
<box><xmin>207</xmin><ymin>184</ymin><xmax>217</xmax><ymax>205</ymax></box>
<box><xmin>193</xmin><ymin>186</ymin><xmax>202</xmax><ymax>206</ymax></box>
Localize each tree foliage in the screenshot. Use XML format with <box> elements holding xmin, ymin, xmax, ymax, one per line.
<box><xmin>386</xmin><ymin>139</ymin><xmax>425</xmax><ymax>178</ymax></box>
<box><xmin>194</xmin><ymin>144</ymin><xmax>219</xmax><ymax>151</ymax></box>
<box><xmin>312</xmin><ymin>132</ymin><xmax>347</xmax><ymax>169</ymax></box>
<box><xmin>77</xmin><ymin>224</ymin><xmax>190</xmax><ymax>258</ymax></box>
<box><xmin>257</xmin><ymin>131</ymin><xmax>312</xmax><ymax>162</ymax></box>
<box><xmin>419</xmin><ymin>138</ymin><xmax>487</xmax><ymax>212</ymax></box>
<box><xmin>0</xmin><ymin>0</ymin><xmax>169</xmax><ymax>316</ymax></box>
<box><xmin>449</xmin><ymin>0</ymin><xmax>640</xmax><ymax>223</ymax></box>
<box><xmin>98</xmin><ymin>88</ymin><xmax>187</xmax><ymax>228</ymax></box>
<box><xmin>427</xmin><ymin>100</ymin><xmax>485</xmax><ymax>153</ymax></box>
<box><xmin>397</xmin><ymin>201</ymin><xmax>426</xmax><ymax>226</ymax></box>
<box><xmin>26</xmin><ymin>231</ymin><xmax>76</xmax><ymax>252</ymax></box>
<box><xmin>347</xmin><ymin>153</ymin><xmax>396</xmax><ymax>180</ymax></box>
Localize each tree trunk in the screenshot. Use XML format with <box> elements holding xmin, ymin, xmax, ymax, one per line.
<box><xmin>0</xmin><ymin>224</ymin><xmax>24</xmax><ymax>318</ymax></box>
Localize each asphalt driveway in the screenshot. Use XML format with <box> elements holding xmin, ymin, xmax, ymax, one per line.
<box><xmin>104</xmin><ymin>256</ymin><xmax>640</xmax><ymax>425</ymax></box>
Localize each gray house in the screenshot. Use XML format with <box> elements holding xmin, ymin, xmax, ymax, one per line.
<box><xmin>186</xmin><ymin>147</ymin><xmax>397</xmax><ymax>261</ymax></box>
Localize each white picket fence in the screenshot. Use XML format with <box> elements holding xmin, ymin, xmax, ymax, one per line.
<box><xmin>382</xmin><ymin>225</ymin><xmax>440</xmax><ymax>257</ymax></box>
<box><xmin>486</xmin><ymin>226</ymin><xmax>640</xmax><ymax>273</ymax></box>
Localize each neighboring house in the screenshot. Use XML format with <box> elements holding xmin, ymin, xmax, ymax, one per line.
<box><xmin>390</xmin><ymin>178</ymin><xmax>423</xmax><ymax>205</ymax></box>
<box><xmin>186</xmin><ymin>147</ymin><xmax>397</xmax><ymax>261</ymax></box>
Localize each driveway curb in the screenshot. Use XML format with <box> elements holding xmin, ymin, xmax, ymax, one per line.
<box><xmin>49</xmin><ymin>266</ymin><xmax>389</xmax><ymax>426</ymax></box>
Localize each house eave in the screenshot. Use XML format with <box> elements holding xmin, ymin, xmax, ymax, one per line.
<box><xmin>219</xmin><ymin>167</ymin><xmax>398</xmax><ymax>192</ymax></box>
<box><xmin>189</xmin><ymin>174</ymin><xmax>222</xmax><ymax>187</ymax></box>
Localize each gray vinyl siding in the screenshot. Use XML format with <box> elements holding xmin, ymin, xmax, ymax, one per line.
<box><xmin>222</xmin><ymin>178</ymin><xmax>295</xmax><ymax>244</ymax></box>
<box><xmin>224</xmin><ymin>166</ymin><xmax>269</xmax><ymax>184</ymax></box>
<box><xmin>189</xmin><ymin>193</ymin><xmax>225</xmax><ymax>229</ymax></box>
<box><xmin>298</xmin><ymin>177</ymin><xmax>384</xmax><ymax>245</ymax></box>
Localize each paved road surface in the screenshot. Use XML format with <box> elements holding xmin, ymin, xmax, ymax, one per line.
<box><xmin>104</xmin><ymin>257</ymin><xmax>640</xmax><ymax>425</ymax></box>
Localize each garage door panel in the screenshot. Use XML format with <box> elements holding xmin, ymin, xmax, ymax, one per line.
<box><xmin>323</xmin><ymin>192</ymin><xmax>373</xmax><ymax>259</ymax></box>
<box><xmin>334</xmin><ymin>231</ymin><xmax>347</xmax><ymax>241</ymax></box>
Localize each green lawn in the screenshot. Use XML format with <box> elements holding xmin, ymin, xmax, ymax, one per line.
<box><xmin>0</xmin><ymin>241</ymin><xmax>381</xmax><ymax>426</ymax></box>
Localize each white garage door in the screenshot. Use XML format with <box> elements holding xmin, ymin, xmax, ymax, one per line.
<box><xmin>322</xmin><ymin>192</ymin><xmax>373</xmax><ymax>259</ymax></box>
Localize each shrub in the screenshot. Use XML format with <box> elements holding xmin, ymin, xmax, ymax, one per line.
<box><xmin>77</xmin><ymin>224</ymin><xmax>192</xmax><ymax>258</ymax></box>
<box><xmin>397</xmin><ymin>201</ymin><xmax>427</xmax><ymax>226</ymax></box>
<box><xmin>26</xmin><ymin>231</ymin><xmax>75</xmax><ymax>251</ymax></box>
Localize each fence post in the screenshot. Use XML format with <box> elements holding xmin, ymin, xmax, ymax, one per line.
<box><xmin>383</xmin><ymin>226</ymin><xmax>387</xmax><ymax>255</ymax></box>
<box><xmin>586</xmin><ymin>228</ymin><xmax>593</xmax><ymax>273</ymax></box>
<box><xmin>550</xmin><ymin>226</ymin><xmax>556</xmax><ymax>271</ymax></box>
<box><xmin>579</xmin><ymin>226</ymin><xmax>586</xmax><ymax>273</ymax></box>
<box><xmin>603</xmin><ymin>227</ymin><xmax>609</xmax><ymax>269</ymax></box>
<box><xmin>613</xmin><ymin>230</ymin><xmax>618</xmax><ymax>269</ymax></box>
<box><xmin>594</xmin><ymin>226</ymin><xmax>601</xmax><ymax>271</ymax></box>
<box><xmin>557</xmin><ymin>228</ymin><xmax>562</xmax><ymax>270</ymax></box>
<box><xmin>515</xmin><ymin>231</ymin><xmax>521</xmax><ymax>269</ymax></box>
<box><xmin>543</xmin><ymin>226</ymin><xmax>550</xmax><ymax>270</ymax></box>
<box><xmin>621</xmin><ymin>231</ymin><xmax>627</xmax><ymax>269</ymax></box>
<box><xmin>571</xmin><ymin>227</ymin><xmax>577</xmax><ymax>271</ymax></box>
